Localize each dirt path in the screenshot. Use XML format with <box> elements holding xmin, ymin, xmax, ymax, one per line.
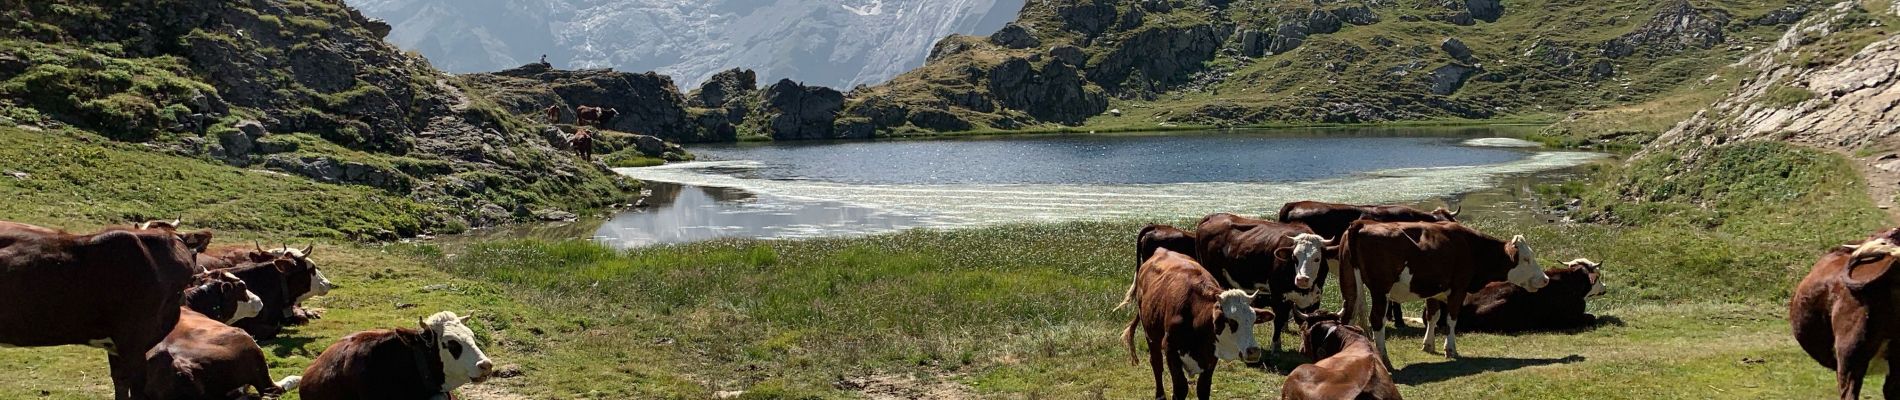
<box><xmin>837</xmin><ymin>373</ymin><xmax>978</xmax><ymax>400</ymax></box>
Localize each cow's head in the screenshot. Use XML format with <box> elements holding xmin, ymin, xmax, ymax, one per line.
<box><xmin>1431</xmin><ymin>205</ymin><xmax>1461</xmax><ymax>222</ymax></box>
<box><xmin>1280</xmin><ymin>233</ymin><xmax>1328</xmax><ymax>295</ymax></box>
<box><xmin>268</xmin><ymin>245</ymin><xmax>334</xmax><ymax>304</ymax></box>
<box><xmin>1211</xmin><ymin>290</ymin><xmax>1271</xmax><ymax>364</ymax></box>
<box><xmin>423</xmin><ymin>311</ymin><xmax>495</xmax><ymax>391</ymax></box>
<box><xmin>186</xmin><ymin>271</ymin><xmax>264</xmax><ymax>324</ymax></box>
<box><xmin>1504</xmin><ymin>235</ymin><xmax>1551</xmax><ymax>292</ymax></box>
<box><xmin>1566</xmin><ymin>258</ymin><xmax>1606</xmax><ymax>298</ymax></box>
<box><xmin>1295</xmin><ymin>311</ymin><xmax>1350</xmax><ymax>360</ymax></box>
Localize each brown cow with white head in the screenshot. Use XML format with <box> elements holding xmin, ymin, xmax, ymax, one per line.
<box><xmin>1792</xmin><ymin>228</ymin><xmax>1900</xmax><ymax>399</ymax></box>
<box><xmin>0</xmin><ymin>221</ymin><xmax>213</xmax><ymax>399</ymax></box>
<box><xmin>1335</xmin><ymin>220</ymin><xmax>1549</xmax><ymax>369</ymax></box>
<box><xmin>144</xmin><ymin>271</ymin><xmax>283</xmax><ymax>399</ymax></box>
<box><xmin>1121</xmin><ymin>249</ymin><xmax>1271</xmax><ymax>400</ymax></box>
<box><xmin>1280</xmin><ymin>311</ymin><xmax>1401</xmax><ymax>400</ymax></box>
<box><xmin>278</xmin><ymin>311</ymin><xmax>496</xmax><ymax>400</ymax></box>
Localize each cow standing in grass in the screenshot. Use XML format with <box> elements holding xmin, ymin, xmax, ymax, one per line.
<box><xmin>1335</xmin><ymin>221</ymin><xmax>1550</xmax><ymax>369</ymax></box>
<box><xmin>569</xmin><ymin>128</ymin><xmax>596</xmax><ymax>161</ymax></box>
<box><xmin>1194</xmin><ymin>213</ymin><xmax>1329</xmax><ymax>352</ymax></box>
<box><xmin>575</xmin><ymin>106</ymin><xmax>618</xmax><ymax>127</ymax></box>
<box><xmin>1279</xmin><ymin>201</ymin><xmax>1459</xmax><ymax>327</ymax></box>
<box><xmin>1122</xmin><ymin>249</ymin><xmax>1270</xmax><ymax>400</ymax></box>
<box><xmin>1792</xmin><ymin>228</ymin><xmax>1900</xmax><ymax>400</ymax></box>
<box><xmin>0</xmin><ymin>221</ymin><xmax>213</xmax><ymax>399</ymax></box>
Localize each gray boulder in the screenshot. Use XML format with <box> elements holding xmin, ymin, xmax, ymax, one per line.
<box><xmin>1049</xmin><ymin>45</ymin><xmax>1088</xmax><ymax>67</ymax></box>
<box><xmin>1441</xmin><ymin>38</ymin><xmax>1473</xmax><ymax>62</ymax></box>
<box><xmin>759</xmin><ymin>79</ymin><xmax>846</xmax><ymax>140</ymax></box>
<box><xmin>1428</xmin><ymin>64</ymin><xmax>1479</xmax><ymax>95</ymax></box>
<box><xmin>990</xmin><ymin>23</ymin><xmax>1042</xmax><ymax>49</ymax></box>
<box><xmin>1602</xmin><ymin>0</ymin><xmax>1731</xmax><ymax>59</ymax></box>
<box><xmin>688</xmin><ymin>68</ymin><xmax>757</xmax><ymax>109</ymax></box>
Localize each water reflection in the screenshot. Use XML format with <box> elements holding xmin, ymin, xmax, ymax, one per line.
<box><xmin>591</xmin><ymin>183</ymin><xmax>942</xmax><ymax>247</ymax></box>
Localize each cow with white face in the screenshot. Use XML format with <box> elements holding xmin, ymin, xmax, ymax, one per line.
<box><xmin>1335</xmin><ymin>220</ymin><xmax>1551</xmax><ymax>369</ymax></box>
<box><xmin>282</xmin><ymin>311</ymin><xmax>497</xmax><ymax>400</ymax></box>
<box><xmin>1193</xmin><ymin>213</ymin><xmax>1329</xmax><ymax>352</ymax></box>
<box><xmin>1122</xmin><ymin>249</ymin><xmax>1271</xmax><ymax>400</ymax></box>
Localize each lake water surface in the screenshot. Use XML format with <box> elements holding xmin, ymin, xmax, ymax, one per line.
<box><xmin>596</xmin><ymin>128</ymin><xmax>1603</xmax><ymax>247</ymax></box>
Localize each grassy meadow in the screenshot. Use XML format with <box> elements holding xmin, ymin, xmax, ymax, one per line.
<box><xmin>0</xmin><ymin>121</ymin><xmax>1891</xmax><ymax>398</ymax></box>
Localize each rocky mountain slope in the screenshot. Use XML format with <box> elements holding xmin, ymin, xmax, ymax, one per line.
<box><xmin>1624</xmin><ymin>0</ymin><xmax>1900</xmax><ymax>210</ymax></box>
<box><xmin>0</xmin><ymin>0</ymin><xmax>638</xmax><ymax>238</ymax></box>
<box><xmin>847</xmin><ymin>0</ymin><xmax>1823</xmax><ymax>133</ymax></box>
<box><xmin>348</xmin><ymin>0</ymin><xmax>1024</xmax><ymax>89</ymax></box>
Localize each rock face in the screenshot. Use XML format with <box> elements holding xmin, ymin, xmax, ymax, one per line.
<box><xmin>1088</xmin><ymin>25</ymin><xmax>1224</xmax><ymax>97</ymax></box>
<box><xmin>759</xmin><ymin>79</ymin><xmax>856</xmax><ymax>140</ymax></box>
<box><xmin>1441</xmin><ymin>37</ymin><xmax>1473</xmax><ymax>63</ymax></box>
<box><xmin>689</xmin><ymin>68</ymin><xmax>757</xmax><ymax>109</ymax></box>
<box><xmin>1646</xmin><ymin>3</ymin><xmax>1900</xmax><ymax>160</ymax></box>
<box><xmin>1428</xmin><ymin>64</ymin><xmax>1479</xmax><ymax>95</ymax></box>
<box><xmin>990</xmin><ymin>23</ymin><xmax>1042</xmax><ymax>49</ymax></box>
<box><xmin>1602</xmin><ymin>0</ymin><xmax>1732</xmax><ymax>59</ymax></box>
<box><xmin>470</xmin><ymin>65</ymin><xmax>730</xmax><ymax>143</ymax></box>
<box><xmin>989</xmin><ymin>58</ymin><xmax>1109</xmax><ymax>125</ymax></box>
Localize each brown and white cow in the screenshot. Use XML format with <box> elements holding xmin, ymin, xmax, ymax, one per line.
<box><xmin>144</xmin><ymin>271</ymin><xmax>280</xmax><ymax>399</ymax></box>
<box><xmin>1121</xmin><ymin>249</ymin><xmax>1270</xmax><ymax>400</ymax></box>
<box><xmin>279</xmin><ymin>311</ymin><xmax>497</xmax><ymax>400</ymax></box>
<box><xmin>221</xmin><ymin>254</ymin><xmax>332</xmax><ymax>340</ymax></box>
<box><xmin>1421</xmin><ymin>258</ymin><xmax>1606</xmax><ymax>333</ymax></box>
<box><xmin>569</xmin><ymin>128</ymin><xmax>596</xmax><ymax>161</ymax></box>
<box><xmin>1194</xmin><ymin>213</ymin><xmax>1328</xmax><ymax>351</ymax></box>
<box><xmin>206</xmin><ymin>244</ymin><xmax>334</xmax><ymax>325</ymax></box>
<box><xmin>1791</xmin><ymin>229</ymin><xmax>1900</xmax><ymax>400</ymax></box>
<box><xmin>0</xmin><ymin>221</ymin><xmax>213</xmax><ymax>399</ymax></box>
<box><xmin>1335</xmin><ymin>221</ymin><xmax>1549</xmax><ymax>368</ymax></box>
<box><xmin>1280</xmin><ymin>311</ymin><xmax>1401</xmax><ymax>400</ymax></box>
<box><xmin>1118</xmin><ymin>224</ymin><xmax>1200</xmax><ymax>311</ymax></box>
<box><xmin>575</xmin><ymin>106</ymin><xmax>618</xmax><ymax>127</ymax></box>
<box><xmin>1280</xmin><ymin>201</ymin><xmax>1458</xmax><ymax>327</ymax></box>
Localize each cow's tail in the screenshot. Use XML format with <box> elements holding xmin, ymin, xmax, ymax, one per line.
<box><xmin>274</xmin><ymin>376</ymin><xmax>301</xmax><ymax>391</ymax></box>
<box><xmin>1337</xmin><ymin>221</ymin><xmax>1366</xmax><ymax>327</ymax></box>
<box><xmin>1120</xmin><ymin>253</ymin><xmax>1145</xmax><ymax>366</ymax></box>
<box><xmin>1122</xmin><ymin>312</ymin><xmax>1140</xmax><ymax>366</ymax></box>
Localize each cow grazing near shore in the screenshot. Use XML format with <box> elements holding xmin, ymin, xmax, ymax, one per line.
<box><xmin>144</xmin><ymin>272</ymin><xmax>281</xmax><ymax>399</ymax></box>
<box><xmin>1792</xmin><ymin>228</ymin><xmax>1900</xmax><ymax>400</ymax></box>
<box><xmin>1336</xmin><ymin>221</ymin><xmax>1550</xmax><ymax>368</ymax></box>
<box><xmin>1422</xmin><ymin>258</ymin><xmax>1606</xmax><ymax>333</ymax></box>
<box><xmin>569</xmin><ymin>128</ymin><xmax>596</xmax><ymax>161</ymax></box>
<box><xmin>1280</xmin><ymin>311</ymin><xmax>1401</xmax><ymax>400</ymax></box>
<box><xmin>1194</xmin><ymin>213</ymin><xmax>1328</xmax><ymax>351</ymax></box>
<box><xmin>279</xmin><ymin>311</ymin><xmax>496</xmax><ymax>400</ymax></box>
<box><xmin>0</xmin><ymin>221</ymin><xmax>213</xmax><ymax>399</ymax></box>
<box><xmin>1279</xmin><ymin>201</ymin><xmax>1459</xmax><ymax>327</ymax></box>
<box><xmin>575</xmin><ymin>106</ymin><xmax>618</xmax><ymax>127</ymax></box>
<box><xmin>1122</xmin><ymin>249</ymin><xmax>1270</xmax><ymax>400</ymax></box>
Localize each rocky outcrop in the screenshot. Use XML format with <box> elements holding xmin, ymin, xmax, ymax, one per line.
<box><xmin>1645</xmin><ymin>2</ymin><xmax>1899</xmax><ymax>161</ymax></box>
<box><xmin>758</xmin><ymin>79</ymin><xmax>858</xmax><ymax>140</ymax></box>
<box><xmin>1441</xmin><ymin>37</ymin><xmax>1473</xmax><ymax>63</ymax></box>
<box><xmin>989</xmin><ymin>58</ymin><xmax>1109</xmax><ymax>125</ymax></box>
<box><xmin>470</xmin><ymin>65</ymin><xmax>731</xmax><ymax>143</ymax></box>
<box><xmin>1049</xmin><ymin>45</ymin><xmax>1088</xmax><ymax>67</ymax></box>
<box><xmin>990</xmin><ymin>23</ymin><xmax>1042</xmax><ymax>49</ymax></box>
<box><xmin>1602</xmin><ymin>0</ymin><xmax>1732</xmax><ymax>59</ymax></box>
<box><xmin>1057</xmin><ymin>0</ymin><xmax>1120</xmax><ymax>37</ymax></box>
<box><xmin>1424</xmin><ymin>0</ymin><xmax>1503</xmax><ymax>25</ymax></box>
<box><xmin>689</xmin><ymin>68</ymin><xmax>757</xmax><ymax>109</ymax></box>
<box><xmin>1088</xmin><ymin>25</ymin><xmax>1224</xmax><ymax>97</ymax></box>
<box><xmin>1428</xmin><ymin>64</ymin><xmax>1480</xmax><ymax>95</ymax></box>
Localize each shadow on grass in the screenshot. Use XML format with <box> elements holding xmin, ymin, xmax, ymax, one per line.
<box><xmin>1394</xmin><ymin>354</ymin><xmax>1586</xmax><ymax>385</ymax></box>
<box><xmin>262</xmin><ymin>333</ymin><xmax>320</xmax><ymax>359</ymax></box>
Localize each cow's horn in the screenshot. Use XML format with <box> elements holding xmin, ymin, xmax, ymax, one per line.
<box><xmin>302</xmin><ymin>244</ymin><xmax>315</xmax><ymax>257</ymax></box>
<box><xmin>171</xmin><ymin>216</ymin><xmax>182</xmax><ymax>227</ymax></box>
<box><xmin>254</xmin><ymin>241</ymin><xmax>264</xmax><ymax>252</ymax></box>
<box><xmin>1450</xmin><ymin>205</ymin><xmax>1462</xmax><ymax>218</ymax></box>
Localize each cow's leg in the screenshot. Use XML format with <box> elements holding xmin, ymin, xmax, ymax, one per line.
<box><xmin>1884</xmin><ymin>347</ymin><xmax>1897</xmax><ymax>400</ymax></box>
<box><xmin>1271</xmin><ymin>301</ymin><xmax>1292</xmax><ymax>353</ymax></box>
<box><xmin>1148</xmin><ymin>340</ymin><xmax>1166</xmax><ymax>400</ymax></box>
<box><xmin>1195</xmin><ymin>365</ymin><xmax>1214</xmax><ymax>400</ymax></box>
<box><xmin>1835</xmin><ymin>343</ymin><xmax>1873</xmax><ymax>400</ymax></box>
<box><xmin>1444</xmin><ymin>291</ymin><xmax>1467</xmax><ymax>359</ymax></box>
<box><xmin>1167</xmin><ymin>350</ymin><xmax>1190</xmax><ymax>400</ymax></box>
<box><xmin>107</xmin><ymin>353</ymin><xmax>138</xmax><ymax>400</ymax></box>
<box><xmin>1389</xmin><ymin>302</ymin><xmax>1407</xmax><ymax>328</ymax></box>
<box><xmin>1370</xmin><ymin>293</ymin><xmax>1393</xmax><ymax>370</ymax></box>
<box><xmin>1420</xmin><ymin>300</ymin><xmax>1440</xmax><ymax>354</ymax></box>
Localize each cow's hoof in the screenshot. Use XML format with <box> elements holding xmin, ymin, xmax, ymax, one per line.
<box><xmin>1445</xmin><ymin>350</ymin><xmax>1461</xmax><ymax>359</ymax></box>
<box><xmin>1422</xmin><ymin>346</ymin><xmax>1438</xmax><ymax>355</ymax></box>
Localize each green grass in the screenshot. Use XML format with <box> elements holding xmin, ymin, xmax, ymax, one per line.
<box><xmin>600</xmin><ymin>149</ymin><xmax>667</xmax><ymax>168</ymax></box>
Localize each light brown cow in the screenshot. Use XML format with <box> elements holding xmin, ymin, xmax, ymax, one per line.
<box><xmin>144</xmin><ymin>271</ymin><xmax>280</xmax><ymax>399</ymax></box>
<box><xmin>1792</xmin><ymin>228</ymin><xmax>1900</xmax><ymax>399</ymax></box>
<box><xmin>278</xmin><ymin>311</ymin><xmax>496</xmax><ymax>400</ymax></box>
<box><xmin>0</xmin><ymin>221</ymin><xmax>213</xmax><ymax>399</ymax></box>
<box><xmin>1336</xmin><ymin>221</ymin><xmax>1549</xmax><ymax>369</ymax></box>
<box><xmin>1121</xmin><ymin>249</ymin><xmax>1270</xmax><ymax>400</ymax></box>
<box><xmin>1280</xmin><ymin>311</ymin><xmax>1401</xmax><ymax>400</ymax></box>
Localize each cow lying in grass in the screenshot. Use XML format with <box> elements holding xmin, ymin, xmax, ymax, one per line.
<box><xmin>279</xmin><ymin>311</ymin><xmax>496</xmax><ymax>400</ymax></box>
<box><xmin>1281</xmin><ymin>311</ymin><xmax>1401</xmax><ymax>400</ymax></box>
<box><xmin>145</xmin><ymin>271</ymin><xmax>282</xmax><ymax>399</ymax></box>
<box><xmin>1412</xmin><ymin>258</ymin><xmax>1607</xmax><ymax>333</ymax></box>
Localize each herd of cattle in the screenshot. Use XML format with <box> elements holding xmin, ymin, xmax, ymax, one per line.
<box><xmin>547</xmin><ymin>104</ymin><xmax>620</xmax><ymax>162</ymax></box>
<box><xmin>1120</xmin><ymin>200</ymin><xmax>1900</xmax><ymax>400</ymax></box>
<box><xmin>0</xmin><ymin>220</ymin><xmax>493</xmax><ymax>399</ymax></box>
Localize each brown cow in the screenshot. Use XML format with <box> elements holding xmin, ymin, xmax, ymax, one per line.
<box><xmin>569</xmin><ymin>128</ymin><xmax>596</xmax><ymax>161</ymax></box>
<box><xmin>144</xmin><ymin>271</ymin><xmax>280</xmax><ymax>399</ymax></box>
<box><xmin>575</xmin><ymin>106</ymin><xmax>619</xmax><ymax>127</ymax></box>
<box><xmin>1194</xmin><ymin>213</ymin><xmax>1328</xmax><ymax>351</ymax></box>
<box><xmin>278</xmin><ymin>311</ymin><xmax>496</xmax><ymax>400</ymax></box>
<box><xmin>0</xmin><ymin>221</ymin><xmax>213</xmax><ymax>399</ymax></box>
<box><xmin>545</xmin><ymin>105</ymin><xmax>561</xmax><ymax>123</ymax></box>
<box><xmin>1118</xmin><ymin>223</ymin><xmax>1199</xmax><ymax>311</ymax></box>
<box><xmin>1280</xmin><ymin>201</ymin><xmax>1459</xmax><ymax>327</ymax></box>
<box><xmin>205</xmin><ymin>244</ymin><xmax>334</xmax><ymax>325</ymax></box>
<box><xmin>1791</xmin><ymin>228</ymin><xmax>1900</xmax><ymax>400</ymax></box>
<box><xmin>1335</xmin><ymin>221</ymin><xmax>1550</xmax><ymax>368</ymax></box>
<box><xmin>1280</xmin><ymin>311</ymin><xmax>1401</xmax><ymax>400</ymax></box>
<box><xmin>1121</xmin><ymin>249</ymin><xmax>1270</xmax><ymax>400</ymax></box>
<box><xmin>1420</xmin><ymin>258</ymin><xmax>1606</xmax><ymax>333</ymax></box>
